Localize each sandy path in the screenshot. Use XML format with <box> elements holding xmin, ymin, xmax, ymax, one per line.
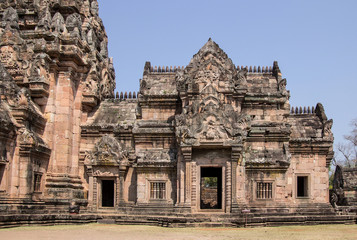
<box><xmin>0</xmin><ymin>223</ymin><xmax>357</xmax><ymax>240</ymax></box>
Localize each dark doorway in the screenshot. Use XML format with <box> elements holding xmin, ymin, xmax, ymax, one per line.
<box><xmin>297</xmin><ymin>176</ymin><xmax>308</xmax><ymax>197</ymax></box>
<box><xmin>200</xmin><ymin>167</ymin><xmax>222</xmax><ymax>209</ymax></box>
<box><xmin>102</xmin><ymin>180</ymin><xmax>114</xmax><ymax>207</ymax></box>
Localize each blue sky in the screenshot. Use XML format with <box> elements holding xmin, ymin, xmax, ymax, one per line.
<box><xmin>98</xmin><ymin>0</ymin><xmax>357</xmax><ymax>146</ymax></box>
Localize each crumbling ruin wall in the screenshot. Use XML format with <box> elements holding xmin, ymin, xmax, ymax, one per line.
<box><xmin>331</xmin><ymin>166</ymin><xmax>357</xmax><ymax>207</ymax></box>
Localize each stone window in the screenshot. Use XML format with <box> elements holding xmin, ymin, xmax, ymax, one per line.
<box><xmin>150</xmin><ymin>182</ymin><xmax>166</xmax><ymax>200</ymax></box>
<box><xmin>33</xmin><ymin>172</ymin><xmax>42</xmax><ymax>192</ymax></box>
<box><xmin>297</xmin><ymin>176</ymin><xmax>309</xmax><ymax>198</ymax></box>
<box><xmin>256</xmin><ymin>182</ymin><xmax>272</xmax><ymax>199</ymax></box>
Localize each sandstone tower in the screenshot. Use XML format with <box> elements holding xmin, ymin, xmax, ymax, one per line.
<box><xmin>0</xmin><ymin>0</ymin><xmax>115</xmax><ymax>208</ymax></box>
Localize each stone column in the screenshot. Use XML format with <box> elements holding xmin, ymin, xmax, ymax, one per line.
<box><xmin>182</xmin><ymin>146</ymin><xmax>192</xmax><ymax>207</ymax></box>
<box><xmin>231</xmin><ymin>146</ymin><xmax>241</xmax><ymax>212</ymax></box>
<box><xmin>225</xmin><ymin>160</ymin><xmax>232</xmax><ymax>213</ymax></box>
<box><xmin>177</xmin><ymin>155</ymin><xmax>185</xmax><ymax>205</ymax></box>
<box><xmin>51</xmin><ymin>69</ymin><xmax>74</xmax><ymax>174</ymax></box>
<box><xmin>18</xmin><ymin>152</ymin><xmax>32</xmax><ymax>199</ymax></box>
<box><xmin>93</xmin><ymin>177</ymin><xmax>98</xmax><ymax>210</ymax></box>
<box><xmin>191</xmin><ymin>161</ymin><xmax>197</xmax><ymax>211</ymax></box>
<box><xmin>44</xmin><ymin>68</ymin><xmax>84</xmax><ymax>204</ymax></box>
<box><xmin>86</xmin><ymin>168</ymin><xmax>93</xmax><ymax>208</ymax></box>
<box><xmin>118</xmin><ymin>166</ymin><xmax>126</xmax><ymax>205</ymax></box>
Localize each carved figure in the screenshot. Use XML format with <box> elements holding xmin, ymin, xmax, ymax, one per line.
<box><xmin>29</xmin><ymin>55</ymin><xmax>50</xmax><ymax>82</ymax></box>
<box><xmin>85</xmin><ymin>135</ymin><xmax>128</xmax><ymax>165</ymax></box>
<box><xmin>19</xmin><ymin>128</ymin><xmax>34</xmax><ymax>144</ymax></box>
<box><xmin>0</xmin><ymin>46</ymin><xmax>18</xmax><ymax>69</ymax></box>
<box><xmin>51</xmin><ymin>12</ymin><xmax>66</xmax><ymax>34</ymax></box>
<box><xmin>86</xmin><ymin>28</ymin><xmax>97</xmax><ymax>50</ymax></box>
<box><xmin>323</xmin><ymin>119</ymin><xmax>333</xmax><ymax>140</ymax></box>
<box><xmin>100</xmin><ymin>40</ymin><xmax>108</xmax><ymax>57</ymax></box>
<box><xmin>36</xmin><ymin>8</ymin><xmax>51</xmax><ymax>31</ymax></box>
<box><xmin>66</xmin><ymin>13</ymin><xmax>82</xmax><ymax>38</ymax></box>
<box><xmin>330</xmin><ymin>165</ymin><xmax>347</xmax><ymax>207</ymax></box>
<box><xmin>91</xmin><ymin>1</ymin><xmax>99</xmax><ymax>16</ymax></box>
<box><xmin>236</xmin><ymin>68</ymin><xmax>247</xmax><ymax>86</ymax></box>
<box><xmin>17</xmin><ymin>88</ymin><xmax>30</xmax><ymax>106</ymax></box>
<box><xmin>2</xmin><ymin>7</ymin><xmax>19</xmax><ymax>30</ymax></box>
<box><xmin>278</xmin><ymin>78</ymin><xmax>288</xmax><ymax>94</ymax></box>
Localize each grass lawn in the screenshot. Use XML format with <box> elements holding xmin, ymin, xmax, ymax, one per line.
<box><xmin>0</xmin><ymin>223</ymin><xmax>356</xmax><ymax>240</ymax></box>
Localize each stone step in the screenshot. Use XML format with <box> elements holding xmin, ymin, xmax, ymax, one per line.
<box><xmin>179</xmin><ymin>222</ymin><xmax>235</xmax><ymax>228</ymax></box>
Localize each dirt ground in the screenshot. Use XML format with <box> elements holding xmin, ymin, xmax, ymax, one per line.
<box><xmin>0</xmin><ymin>223</ymin><xmax>357</xmax><ymax>240</ymax></box>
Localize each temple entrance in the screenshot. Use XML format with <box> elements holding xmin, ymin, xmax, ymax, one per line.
<box><xmin>200</xmin><ymin>167</ymin><xmax>222</xmax><ymax>209</ymax></box>
<box><xmin>101</xmin><ymin>180</ymin><xmax>114</xmax><ymax>207</ymax></box>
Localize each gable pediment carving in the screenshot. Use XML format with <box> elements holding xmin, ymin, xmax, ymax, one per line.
<box><xmin>85</xmin><ymin>134</ymin><xmax>128</xmax><ymax>166</ymax></box>
<box><xmin>175</xmin><ymin>97</ymin><xmax>251</xmax><ymax>147</ymax></box>
<box><xmin>176</xmin><ymin>39</ymin><xmax>247</xmax><ymax>95</ymax></box>
<box><xmin>174</xmin><ymin>39</ymin><xmax>250</xmax><ymax>147</ymax></box>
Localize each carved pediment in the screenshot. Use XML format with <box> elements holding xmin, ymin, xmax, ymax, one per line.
<box><xmin>177</xmin><ymin>38</ymin><xmax>239</xmax><ymax>94</ymax></box>
<box><xmin>174</xmin><ymin>39</ymin><xmax>251</xmax><ymax>147</ymax></box>
<box><xmin>175</xmin><ymin>102</ymin><xmax>251</xmax><ymax>146</ymax></box>
<box><xmin>85</xmin><ymin>134</ymin><xmax>128</xmax><ymax>166</ymax></box>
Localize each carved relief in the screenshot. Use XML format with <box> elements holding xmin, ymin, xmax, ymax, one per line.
<box><xmin>28</xmin><ymin>54</ymin><xmax>50</xmax><ymax>83</ymax></box>
<box><xmin>19</xmin><ymin>128</ymin><xmax>35</xmax><ymax>145</ymax></box>
<box><xmin>278</xmin><ymin>78</ymin><xmax>288</xmax><ymax>95</ymax></box>
<box><xmin>36</xmin><ymin>8</ymin><xmax>51</xmax><ymax>31</ymax></box>
<box><xmin>175</xmin><ymin>39</ymin><xmax>250</xmax><ymax>147</ymax></box>
<box><xmin>85</xmin><ymin>135</ymin><xmax>128</xmax><ymax>165</ymax></box>
<box><xmin>51</xmin><ymin>12</ymin><xmax>66</xmax><ymax>34</ymax></box>
<box><xmin>18</xmin><ymin>127</ymin><xmax>48</xmax><ymax>151</ymax></box>
<box><xmin>138</xmin><ymin>149</ymin><xmax>176</xmax><ymax>163</ymax></box>
<box><xmin>323</xmin><ymin>119</ymin><xmax>333</xmax><ymax>140</ymax></box>
<box><xmin>86</xmin><ymin>28</ymin><xmax>97</xmax><ymax>50</ymax></box>
<box><xmin>66</xmin><ymin>13</ymin><xmax>82</xmax><ymax>38</ymax></box>
<box><xmin>0</xmin><ymin>46</ymin><xmax>18</xmax><ymax>69</ymax></box>
<box><xmin>2</xmin><ymin>7</ymin><xmax>19</xmax><ymax>30</ymax></box>
<box><xmin>235</xmin><ymin>68</ymin><xmax>248</xmax><ymax>89</ymax></box>
<box><xmin>90</xmin><ymin>1</ymin><xmax>99</xmax><ymax>16</ymax></box>
<box><xmin>84</xmin><ymin>76</ymin><xmax>99</xmax><ymax>95</ymax></box>
<box><xmin>17</xmin><ymin>88</ymin><xmax>30</xmax><ymax>106</ymax></box>
<box><xmin>93</xmin><ymin>170</ymin><xmax>115</xmax><ymax>177</ymax></box>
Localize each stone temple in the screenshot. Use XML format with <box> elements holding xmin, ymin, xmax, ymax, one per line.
<box><xmin>0</xmin><ymin>1</ymin><xmax>355</xmax><ymax>227</ymax></box>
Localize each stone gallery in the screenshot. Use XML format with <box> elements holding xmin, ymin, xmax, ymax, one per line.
<box><xmin>0</xmin><ymin>1</ymin><xmax>355</xmax><ymax>227</ymax></box>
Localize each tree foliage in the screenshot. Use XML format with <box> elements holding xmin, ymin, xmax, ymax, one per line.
<box><xmin>334</xmin><ymin>119</ymin><xmax>357</xmax><ymax>167</ymax></box>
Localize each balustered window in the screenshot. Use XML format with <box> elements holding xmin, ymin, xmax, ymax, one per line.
<box><xmin>150</xmin><ymin>182</ymin><xmax>166</xmax><ymax>200</ymax></box>
<box><xmin>256</xmin><ymin>182</ymin><xmax>273</xmax><ymax>199</ymax></box>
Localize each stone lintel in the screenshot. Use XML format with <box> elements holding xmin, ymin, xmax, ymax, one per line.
<box><xmin>12</xmin><ymin>107</ymin><xmax>46</xmax><ymax>129</ymax></box>
<box><xmin>245</xmin><ymin>165</ymin><xmax>289</xmax><ymax>171</ymax></box>
<box><xmin>19</xmin><ymin>143</ymin><xmax>51</xmax><ymax>157</ymax></box>
<box><xmin>289</xmin><ymin>141</ymin><xmax>332</xmax><ymax>155</ymax></box>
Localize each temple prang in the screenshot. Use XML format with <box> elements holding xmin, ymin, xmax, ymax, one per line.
<box><xmin>0</xmin><ymin>1</ymin><xmax>356</xmax><ymax>227</ymax></box>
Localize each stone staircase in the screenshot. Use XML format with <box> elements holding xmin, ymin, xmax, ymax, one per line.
<box><xmin>0</xmin><ymin>203</ymin><xmax>356</xmax><ymax>228</ymax></box>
